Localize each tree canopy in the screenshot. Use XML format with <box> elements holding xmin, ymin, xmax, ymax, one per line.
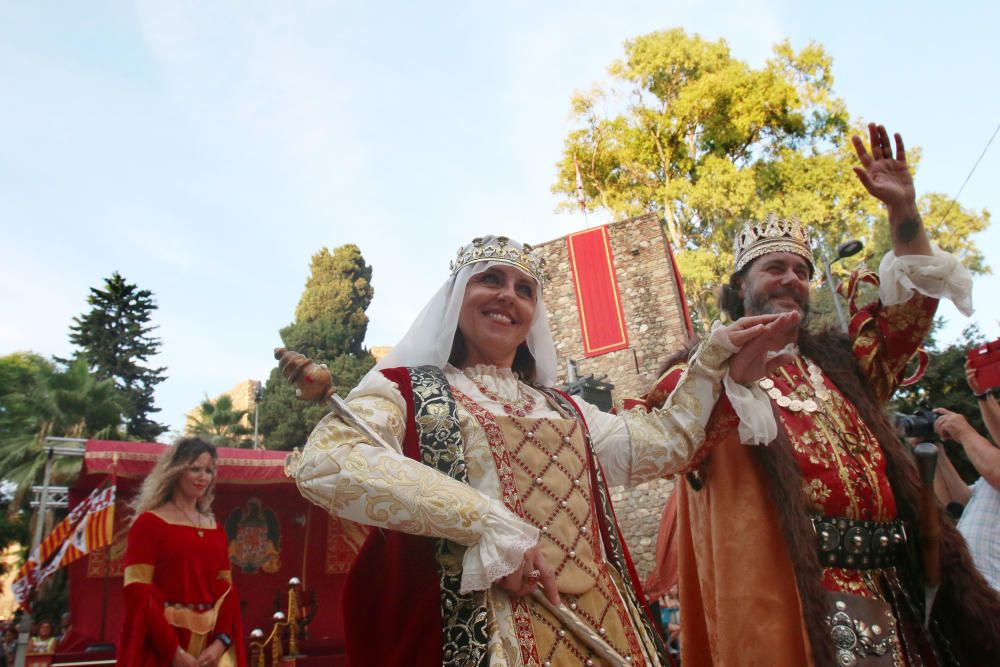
<box><xmin>892</xmin><ymin>323</ymin><xmax>989</xmax><ymax>482</ymax></box>
<box><xmin>64</xmin><ymin>272</ymin><xmax>167</xmax><ymax>440</ymax></box>
<box><xmin>0</xmin><ymin>353</ymin><xmax>125</xmax><ymax>503</ymax></box>
<box><xmin>553</xmin><ymin>29</ymin><xmax>989</xmax><ymax>329</ymax></box>
<box><xmin>258</xmin><ymin>245</ymin><xmax>376</xmax><ymax>450</ymax></box>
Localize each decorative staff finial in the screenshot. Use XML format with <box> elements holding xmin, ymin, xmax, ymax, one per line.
<box><xmin>273</xmin><ymin>348</ymin><xmax>334</xmax><ymax>403</ymax></box>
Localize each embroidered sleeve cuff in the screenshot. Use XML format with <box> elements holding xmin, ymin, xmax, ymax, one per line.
<box><xmin>723</xmin><ymin>373</ymin><xmax>777</xmax><ymax>445</ymax></box>
<box><xmin>459</xmin><ymin>499</ymin><xmax>540</xmax><ymax>594</ymax></box>
<box><xmin>879</xmin><ymin>244</ymin><xmax>973</xmax><ymax>316</ymax></box>
<box><xmin>706</xmin><ymin>319</ymin><xmax>740</xmax><ymax>354</ymax></box>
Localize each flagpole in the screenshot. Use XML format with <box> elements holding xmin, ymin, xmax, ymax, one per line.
<box><xmin>14</xmin><ymin>449</ymin><xmax>55</xmax><ymax>667</ymax></box>
<box><xmin>99</xmin><ymin>453</ymin><xmax>117</xmax><ymax>642</ymax></box>
<box><xmin>13</xmin><ymin>440</ymin><xmax>88</xmax><ymax>666</ymax></box>
<box><xmin>574</xmin><ymin>155</ymin><xmax>590</xmax><ymax>229</ymax></box>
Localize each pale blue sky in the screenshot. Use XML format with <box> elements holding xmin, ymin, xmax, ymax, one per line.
<box><xmin>2</xmin><ymin>1</ymin><xmax>997</xmax><ymax>437</ymax></box>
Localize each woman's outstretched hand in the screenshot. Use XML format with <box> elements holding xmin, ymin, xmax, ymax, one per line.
<box><xmin>498</xmin><ymin>545</ymin><xmax>560</xmax><ymax>605</ymax></box>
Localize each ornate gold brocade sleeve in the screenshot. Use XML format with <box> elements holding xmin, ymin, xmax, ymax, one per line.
<box><xmin>587</xmin><ymin>332</ymin><xmax>731</xmax><ymax>487</ymax></box>
<box><xmin>288</xmin><ymin>372</ymin><xmax>539</xmax><ymax>592</ymax></box>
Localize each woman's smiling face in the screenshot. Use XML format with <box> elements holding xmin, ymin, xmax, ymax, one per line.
<box><xmin>456</xmin><ymin>264</ymin><xmax>538</xmax><ymax>369</ymax></box>
<box><xmin>176</xmin><ymin>452</ymin><xmax>215</xmax><ymax>503</ymax></box>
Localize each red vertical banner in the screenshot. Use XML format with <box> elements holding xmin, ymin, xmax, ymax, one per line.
<box><xmin>566</xmin><ymin>226</ymin><xmax>629</xmax><ymax>357</ymax></box>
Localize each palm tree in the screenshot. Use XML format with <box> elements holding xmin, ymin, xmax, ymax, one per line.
<box><xmin>0</xmin><ymin>355</ymin><xmax>125</xmax><ymax>505</ymax></box>
<box><xmin>187</xmin><ymin>395</ymin><xmax>251</xmax><ymax>447</ymax></box>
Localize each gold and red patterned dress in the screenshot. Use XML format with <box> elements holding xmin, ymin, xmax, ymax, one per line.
<box><xmin>289</xmin><ymin>331</ymin><xmax>738</xmax><ymax>667</ymax></box>
<box><xmin>770</xmin><ymin>286</ymin><xmax>936</xmax><ymax>594</ymax></box>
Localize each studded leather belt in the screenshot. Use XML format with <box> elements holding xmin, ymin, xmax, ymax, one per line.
<box><xmin>811</xmin><ymin>515</ymin><xmax>907</xmax><ymax>569</ymax></box>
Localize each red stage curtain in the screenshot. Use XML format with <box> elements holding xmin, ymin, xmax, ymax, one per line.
<box><xmin>70</xmin><ymin>442</ymin><xmax>347</xmax><ymax>652</ymax></box>
<box><xmin>566</xmin><ymin>226</ymin><xmax>629</xmax><ymax>357</ymax></box>
<box><xmin>84</xmin><ymin>441</ymin><xmax>289</xmax><ymax>483</ymax></box>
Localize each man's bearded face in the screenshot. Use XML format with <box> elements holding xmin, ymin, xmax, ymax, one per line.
<box><xmin>740</xmin><ymin>252</ymin><xmax>812</xmax><ymax>318</ymax></box>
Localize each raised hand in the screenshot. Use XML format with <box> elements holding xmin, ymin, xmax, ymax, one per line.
<box><xmin>851</xmin><ymin>123</ymin><xmax>915</xmax><ymax>210</ymax></box>
<box><xmin>851</xmin><ymin>122</ymin><xmax>930</xmax><ymax>254</ymax></box>
<box><xmin>965</xmin><ymin>359</ymin><xmax>983</xmax><ymax>395</ymax></box>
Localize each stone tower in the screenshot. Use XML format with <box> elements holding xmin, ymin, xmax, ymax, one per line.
<box><xmin>534</xmin><ymin>212</ymin><xmax>692</xmax><ymax>581</ymax></box>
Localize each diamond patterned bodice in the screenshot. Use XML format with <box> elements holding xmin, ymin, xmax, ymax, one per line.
<box><xmin>498</xmin><ymin>415</ymin><xmax>600</xmax><ymax>595</ymax></box>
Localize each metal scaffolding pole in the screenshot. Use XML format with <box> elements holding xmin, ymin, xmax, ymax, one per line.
<box><xmin>14</xmin><ymin>439</ymin><xmax>85</xmax><ymax>667</ymax></box>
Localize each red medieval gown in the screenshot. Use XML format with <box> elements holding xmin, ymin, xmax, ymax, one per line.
<box><xmin>117</xmin><ymin>512</ymin><xmax>246</xmax><ymax>667</ymax></box>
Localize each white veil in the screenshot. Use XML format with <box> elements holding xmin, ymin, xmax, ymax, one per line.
<box><xmin>374</xmin><ymin>236</ymin><xmax>558</xmax><ymax>387</ymax></box>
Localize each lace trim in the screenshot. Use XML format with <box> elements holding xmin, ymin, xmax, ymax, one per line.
<box><xmin>449</xmin><ymin>363</ymin><xmax>522</xmax><ymax>399</ymax></box>
<box><xmin>459</xmin><ymin>499</ymin><xmax>539</xmax><ymax>593</ymax></box>
<box><xmin>445</xmin><ymin>365</ymin><xmax>552</xmax><ymax>418</ymax></box>
<box><xmin>724</xmin><ymin>373</ymin><xmax>777</xmax><ymax>446</ymax></box>
<box><xmin>879</xmin><ymin>244</ymin><xmax>973</xmax><ymax>316</ymax></box>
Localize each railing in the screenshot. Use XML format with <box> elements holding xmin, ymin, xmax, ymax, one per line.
<box><xmin>248</xmin><ymin>577</ymin><xmax>302</xmax><ymax>667</ymax></box>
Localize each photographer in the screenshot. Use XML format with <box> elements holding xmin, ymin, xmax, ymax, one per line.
<box><xmin>931</xmin><ymin>361</ymin><xmax>1000</xmax><ymax>591</ymax></box>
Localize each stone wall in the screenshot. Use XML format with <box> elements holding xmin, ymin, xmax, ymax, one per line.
<box><xmin>536</xmin><ymin>213</ymin><xmax>689</xmax><ymax>581</ymax></box>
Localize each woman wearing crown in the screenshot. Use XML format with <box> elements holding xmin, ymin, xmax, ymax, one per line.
<box><xmin>286</xmin><ymin>234</ymin><xmax>795</xmax><ymax>666</ymax></box>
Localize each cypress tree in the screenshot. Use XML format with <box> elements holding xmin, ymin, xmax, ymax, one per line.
<box><xmin>258</xmin><ymin>245</ymin><xmax>376</xmax><ymax>450</ymax></box>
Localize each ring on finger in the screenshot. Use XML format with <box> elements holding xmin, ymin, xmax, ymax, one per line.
<box><xmin>526</xmin><ymin>569</ymin><xmax>541</xmax><ymax>579</ymax></box>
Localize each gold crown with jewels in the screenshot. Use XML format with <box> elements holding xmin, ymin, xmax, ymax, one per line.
<box><xmin>449</xmin><ymin>235</ymin><xmax>547</xmax><ymax>286</ymax></box>
<box><xmin>733</xmin><ymin>214</ymin><xmax>814</xmax><ymax>273</ymax></box>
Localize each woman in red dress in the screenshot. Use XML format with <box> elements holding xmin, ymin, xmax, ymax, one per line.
<box><xmin>118</xmin><ymin>438</ymin><xmax>245</xmax><ymax>667</ymax></box>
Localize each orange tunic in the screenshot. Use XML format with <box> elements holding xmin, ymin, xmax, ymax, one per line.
<box><xmin>652</xmin><ymin>293</ymin><xmax>936</xmax><ymax>666</ymax></box>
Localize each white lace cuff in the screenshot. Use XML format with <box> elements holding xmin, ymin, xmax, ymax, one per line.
<box><xmin>879</xmin><ymin>244</ymin><xmax>973</xmax><ymax>316</ymax></box>
<box><xmin>459</xmin><ymin>499</ymin><xmax>539</xmax><ymax>593</ymax></box>
<box><xmin>723</xmin><ymin>373</ymin><xmax>777</xmax><ymax>445</ymax></box>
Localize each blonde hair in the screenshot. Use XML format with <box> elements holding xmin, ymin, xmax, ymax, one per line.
<box><xmin>130</xmin><ymin>437</ymin><xmax>218</xmax><ymax>521</ymax></box>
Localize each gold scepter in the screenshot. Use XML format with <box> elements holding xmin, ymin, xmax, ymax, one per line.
<box><xmin>274</xmin><ymin>348</ymin><xmax>632</xmax><ymax>667</ymax></box>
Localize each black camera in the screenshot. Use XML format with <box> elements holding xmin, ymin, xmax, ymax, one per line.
<box><xmin>894</xmin><ymin>409</ymin><xmax>940</xmax><ymax>440</ymax></box>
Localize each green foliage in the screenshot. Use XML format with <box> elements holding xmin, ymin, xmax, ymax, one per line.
<box><xmin>258</xmin><ymin>245</ymin><xmax>377</xmax><ymax>450</ymax></box>
<box><xmin>186</xmin><ymin>395</ymin><xmax>252</xmax><ymax>447</ymax></box>
<box><xmin>63</xmin><ymin>272</ymin><xmax>167</xmax><ymax>440</ymax></box>
<box><xmin>892</xmin><ymin>323</ymin><xmax>986</xmax><ymax>481</ymax></box>
<box><xmin>0</xmin><ymin>497</ymin><xmax>29</xmax><ymax>582</ymax></box>
<box><xmin>0</xmin><ymin>355</ymin><xmax>125</xmax><ymax>504</ymax></box>
<box><xmin>866</xmin><ymin>194</ymin><xmax>990</xmax><ymax>275</ymax></box>
<box><xmin>0</xmin><ymin>353</ymin><xmax>57</xmax><ymax>446</ymax></box>
<box><xmin>554</xmin><ymin>28</ymin><xmax>990</xmax><ymax>330</ymax></box>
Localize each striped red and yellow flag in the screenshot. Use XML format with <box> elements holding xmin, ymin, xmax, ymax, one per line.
<box><xmin>12</xmin><ymin>483</ymin><xmax>116</xmax><ymax>609</ymax></box>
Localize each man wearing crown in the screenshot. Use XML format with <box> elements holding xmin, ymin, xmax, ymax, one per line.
<box><xmin>627</xmin><ymin>123</ymin><xmax>1000</xmax><ymax>666</ymax></box>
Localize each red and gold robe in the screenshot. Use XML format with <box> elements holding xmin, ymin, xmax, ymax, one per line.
<box><xmin>633</xmin><ymin>293</ymin><xmax>938</xmax><ymax>666</ymax></box>
<box><xmin>118</xmin><ymin>512</ymin><xmax>246</xmax><ymax>667</ymax></box>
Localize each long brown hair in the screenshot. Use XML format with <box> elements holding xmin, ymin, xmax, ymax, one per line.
<box><xmin>748</xmin><ymin>328</ymin><xmax>1000</xmax><ymax>665</ymax></box>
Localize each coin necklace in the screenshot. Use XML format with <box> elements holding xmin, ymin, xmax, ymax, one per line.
<box><xmin>758</xmin><ymin>358</ymin><xmax>830</xmax><ymax>413</ymax></box>
<box><xmin>462</xmin><ymin>369</ymin><xmax>536</xmax><ymax>417</ymax></box>
<box><xmin>173</xmin><ymin>499</ymin><xmax>205</xmax><ymax>537</ymax></box>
